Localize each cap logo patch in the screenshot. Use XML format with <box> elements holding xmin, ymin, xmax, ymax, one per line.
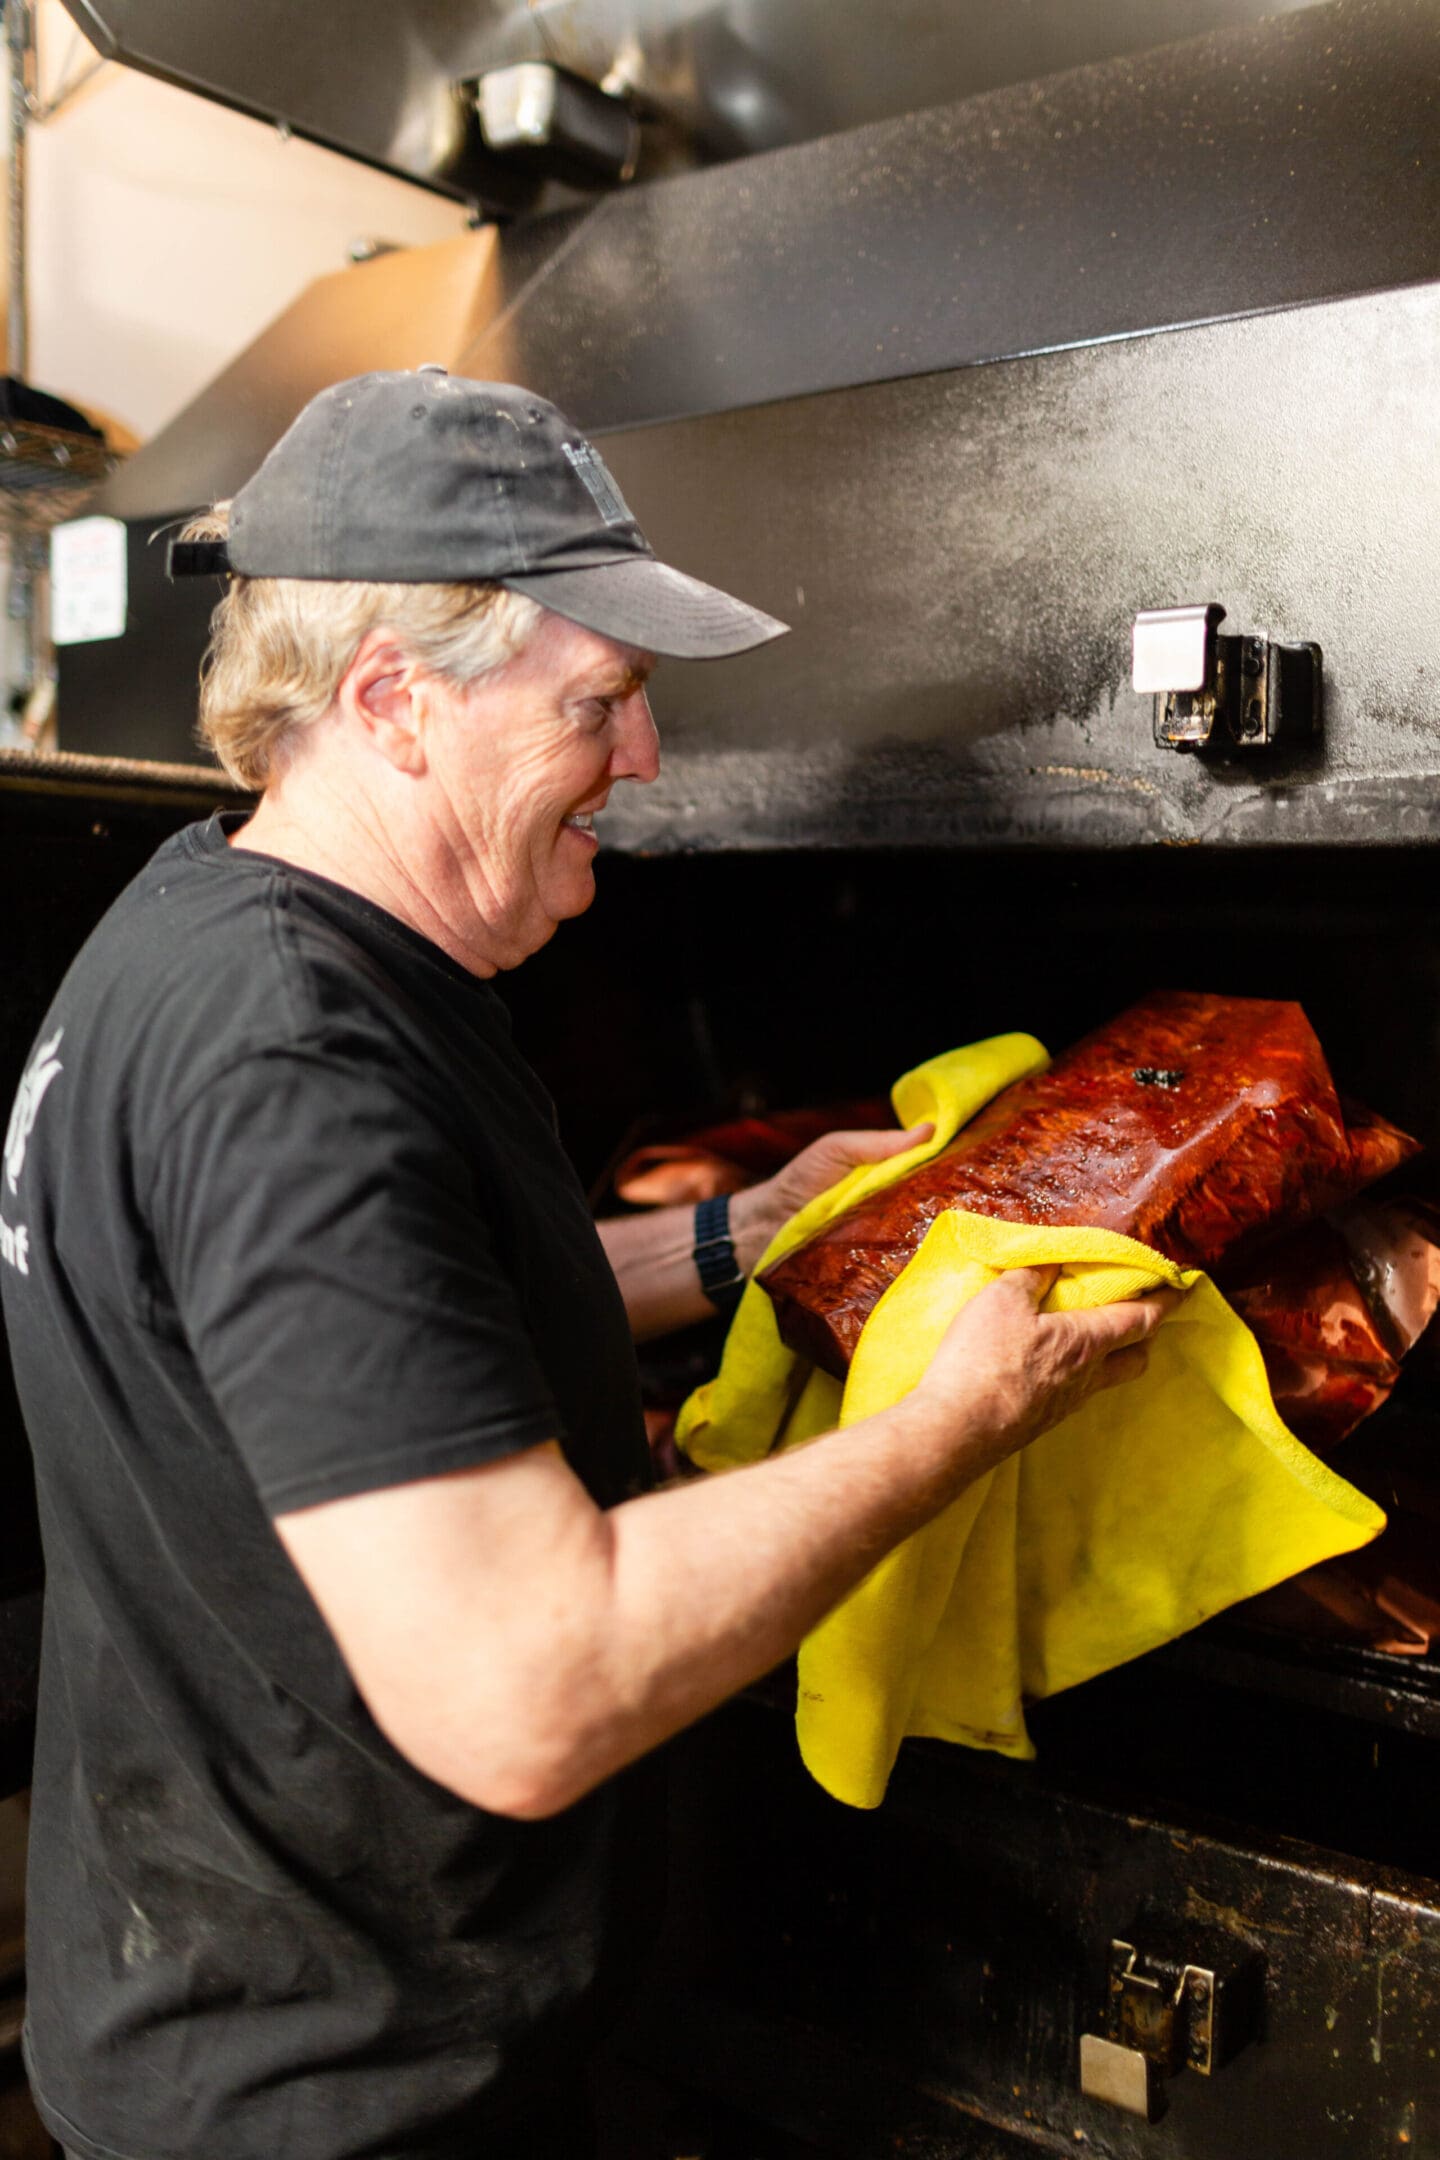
<box><xmin>562</xmin><ymin>441</ymin><xmax>633</xmax><ymax>528</ymax></box>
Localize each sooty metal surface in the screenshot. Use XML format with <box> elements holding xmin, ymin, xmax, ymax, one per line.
<box><xmin>587</xmin><ymin>280</ymin><xmax>1440</xmax><ymax>853</ymax></box>
<box><xmin>77</xmin><ymin>275</ymin><xmax>1440</xmax><ymax>833</ymax></box>
<box><xmin>620</xmin><ymin>1694</ymin><xmax>1440</xmax><ymax>2157</ymax></box>
<box><xmin>68</xmin><ymin>0</ymin><xmax>1440</xmax><ymax>836</ymax></box>
<box><xmin>470</xmin><ymin>0</ymin><xmax>1440</xmax><ymax>432</ymax></box>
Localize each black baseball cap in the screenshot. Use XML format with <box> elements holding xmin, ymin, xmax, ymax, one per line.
<box><xmin>168</xmin><ymin>368</ymin><xmax>788</xmax><ymax>662</ymax></box>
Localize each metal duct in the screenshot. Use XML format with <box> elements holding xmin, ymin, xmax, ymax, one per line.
<box><xmin>57</xmin><ymin>0</ymin><xmax>1332</xmax><ymax>205</ymax></box>
<box><xmin>94</xmin><ymin>0</ymin><xmax>1440</xmax><ymax>510</ymax></box>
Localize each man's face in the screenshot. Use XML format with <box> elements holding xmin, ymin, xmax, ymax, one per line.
<box><xmin>421</xmin><ymin>609</ymin><xmax>659</xmax><ymax>968</ymax></box>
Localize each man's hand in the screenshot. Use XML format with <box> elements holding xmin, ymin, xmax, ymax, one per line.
<box><xmin>729</xmin><ymin>1120</ymin><xmax>935</xmax><ymax>1274</ymax></box>
<box><xmin>598</xmin><ymin>1120</ymin><xmax>934</xmax><ymax>1340</ymax></box>
<box><xmin>901</xmin><ymin>1264</ymin><xmax>1183</xmax><ymax>1484</ymax></box>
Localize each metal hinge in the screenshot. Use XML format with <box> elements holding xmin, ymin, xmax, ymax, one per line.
<box><xmin>1132</xmin><ymin>602</ymin><xmax>1321</xmax><ymax>752</ymax></box>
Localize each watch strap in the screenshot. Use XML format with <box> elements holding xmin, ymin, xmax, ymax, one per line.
<box><xmin>693</xmin><ymin>1193</ymin><xmax>746</xmax><ymax>1320</ymax></box>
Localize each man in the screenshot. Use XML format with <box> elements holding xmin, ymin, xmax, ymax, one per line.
<box><xmin>3</xmin><ymin>370</ymin><xmax>1171</xmax><ymax>2159</ymax></box>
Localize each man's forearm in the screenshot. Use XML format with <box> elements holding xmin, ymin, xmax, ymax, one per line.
<box><xmin>551</xmin><ymin>1391</ymin><xmax>995</xmax><ymax>1809</ymax></box>
<box><xmin>597</xmin><ymin>1189</ymin><xmax>771</xmax><ymax>1339</ymax></box>
<box><xmin>437</xmin><ymin>1276</ymin><xmax>1145</xmax><ymax>1819</ymax></box>
<box><xmin>316</xmin><ymin>1384</ymin><xmax>1002</xmax><ymax>1824</ymax></box>
<box><xmin>277</xmin><ymin>1273</ymin><xmax>1170</xmax><ymax>1825</ymax></box>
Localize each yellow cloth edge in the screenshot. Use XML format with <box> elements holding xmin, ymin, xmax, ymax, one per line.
<box><xmin>675</xmin><ymin>1032</ymin><xmax>1049</xmax><ymax>1471</ymax></box>
<box><xmin>844</xmin><ymin>1212</ymin><xmax>1383</xmax><ymax>1528</ymax></box>
<box><xmin>794</xmin><ymin>1208</ymin><xmax>1383</xmax><ymax>1807</ymax></box>
<box><xmin>673</xmin><ymin>1031</ymin><xmax>1388</xmax><ymax>1814</ymax></box>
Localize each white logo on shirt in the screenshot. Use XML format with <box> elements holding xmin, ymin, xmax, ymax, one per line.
<box><xmin>5</xmin><ymin>1026</ymin><xmax>63</xmax><ymax>1195</ymax></box>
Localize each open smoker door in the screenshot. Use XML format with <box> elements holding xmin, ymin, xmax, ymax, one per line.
<box><xmin>507</xmin><ymin>845</ymin><xmax>1440</xmax><ymax>2158</ymax></box>
<box><xmin>8</xmin><ymin>808</ymin><xmax>1440</xmax><ymax>2153</ymax></box>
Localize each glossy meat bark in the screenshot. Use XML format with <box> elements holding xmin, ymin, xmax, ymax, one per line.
<box><xmin>1340</xmin><ymin>1196</ymin><xmax>1440</xmax><ymax>1353</ymax></box>
<box><xmin>760</xmin><ymin>992</ymin><xmax>1420</xmax><ymax>1379</ymax></box>
<box><xmin>1223</xmin><ymin>1224</ymin><xmax>1397</xmax><ymax>1452</ymax></box>
<box><xmin>1223</xmin><ymin>1200</ymin><xmax>1440</xmax><ymax>1452</ymax></box>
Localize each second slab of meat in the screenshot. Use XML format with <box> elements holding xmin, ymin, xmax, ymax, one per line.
<box><xmin>758</xmin><ymin>990</ymin><xmax>1420</xmax><ymax>1380</ymax></box>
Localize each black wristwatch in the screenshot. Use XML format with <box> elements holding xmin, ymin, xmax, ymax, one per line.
<box><xmin>693</xmin><ymin>1194</ymin><xmax>747</xmax><ymax>1321</ymax></box>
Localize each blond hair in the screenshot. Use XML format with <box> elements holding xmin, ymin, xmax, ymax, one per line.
<box><xmin>181</xmin><ymin>505</ymin><xmax>545</xmax><ymax>790</ymax></box>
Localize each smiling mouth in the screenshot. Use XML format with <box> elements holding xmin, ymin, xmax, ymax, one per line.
<box><xmin>562</xmin><ymin>810</ymin><xmax>598</xmax><ymax>835</ymax></box>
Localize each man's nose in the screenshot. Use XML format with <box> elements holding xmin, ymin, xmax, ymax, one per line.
<box><xmin>611</xmin><ymin>690</ymin><xmax>660</xmax><ymax>783</ymax></box>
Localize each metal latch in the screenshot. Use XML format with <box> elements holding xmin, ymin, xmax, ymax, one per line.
<box><xmin>1079</xmin><ymin>1931</ymin><xmax>1265</xmax><ymax>2122</ymax></box>
<box><xmin>1132</xmin><ymin>603</ymin><xmax>1321</xmax><ymax>752</ymax></box>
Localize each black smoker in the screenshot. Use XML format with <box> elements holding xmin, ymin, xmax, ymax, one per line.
<box><xmin>20</xmin><ymin>1</ymin><xmax>1440</xmax><ymax>2151</ymax></box>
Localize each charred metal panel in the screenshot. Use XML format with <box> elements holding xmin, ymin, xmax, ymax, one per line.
<box><xmin>468</xmin><ymin>0</ymin><xmax>1440</xmax><ymax>432</ymax></box>
<box><xmin>622</xmin><ymin>1693</ymin><xmax>1440</xmax><ymax>2157</ymax></box>
<box><xmin>73</xmin><ymin>277</ymin><xmax>1440</xmax><ymax>836</ymax></box>
<box><xmin>586</xmin><ymin>279</ymin><xmax>1440</xmax><ymax>853</ymax></box>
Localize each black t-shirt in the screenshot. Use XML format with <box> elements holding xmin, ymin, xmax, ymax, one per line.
<box><xmin>1</xmin><ymin>815</ymin><xmax>658</xmax><ymax>2160</ymax></box>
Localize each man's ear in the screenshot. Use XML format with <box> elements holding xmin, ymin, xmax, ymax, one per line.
<box><xmin>337</xmin><ymin>629</ymin><xmax>427</xmax><ymax>775</ymax></box>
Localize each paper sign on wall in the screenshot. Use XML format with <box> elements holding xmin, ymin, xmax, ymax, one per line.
<box><xmin>51</xmin><ymin>516</ymin><xmax>127</xmax><ymax>645</ymax></box>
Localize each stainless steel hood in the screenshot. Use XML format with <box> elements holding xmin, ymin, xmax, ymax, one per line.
<box><xmin>93</xmin><ymin>0</ymin><xmax>1440</xmax><ymax>512</ymax></box>
<box><xmin>58</xmin><ymin>0</ymin><xmax>1330</xmax><ymax>211</ymax></box>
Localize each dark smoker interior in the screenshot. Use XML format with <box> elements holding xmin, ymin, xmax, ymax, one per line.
<box><xmin>12</xmin><ymin>811</ymin><xmax>1440</xmax><ymax>1874</ymax></box>
<box><xmin>1</xmin><ymin>796</ymin><xmax>1436</xmax><ymax>2159</ymax></box>
<box><xmin>502</xmin><ymin>839</ymin><xmax>1440</xmax><ymax>1883</ymax></box>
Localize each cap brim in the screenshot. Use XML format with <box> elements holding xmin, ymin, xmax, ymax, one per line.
<box><xmin>503</xmin><ymin>555</ymin><xmax>789</xmax><ymax>660</ymax></box>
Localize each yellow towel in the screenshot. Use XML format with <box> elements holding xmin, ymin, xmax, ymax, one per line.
<box><xmin>676</xmin><ymin>1034</ymin><xmax>1386</xmax><ymax>1809</ymax></box>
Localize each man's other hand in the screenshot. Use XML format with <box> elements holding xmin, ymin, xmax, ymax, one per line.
<box><xmin>729</xmin><ymin>1120</ymin><xmax>935</xmax><ymax>1274</ymax></box>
